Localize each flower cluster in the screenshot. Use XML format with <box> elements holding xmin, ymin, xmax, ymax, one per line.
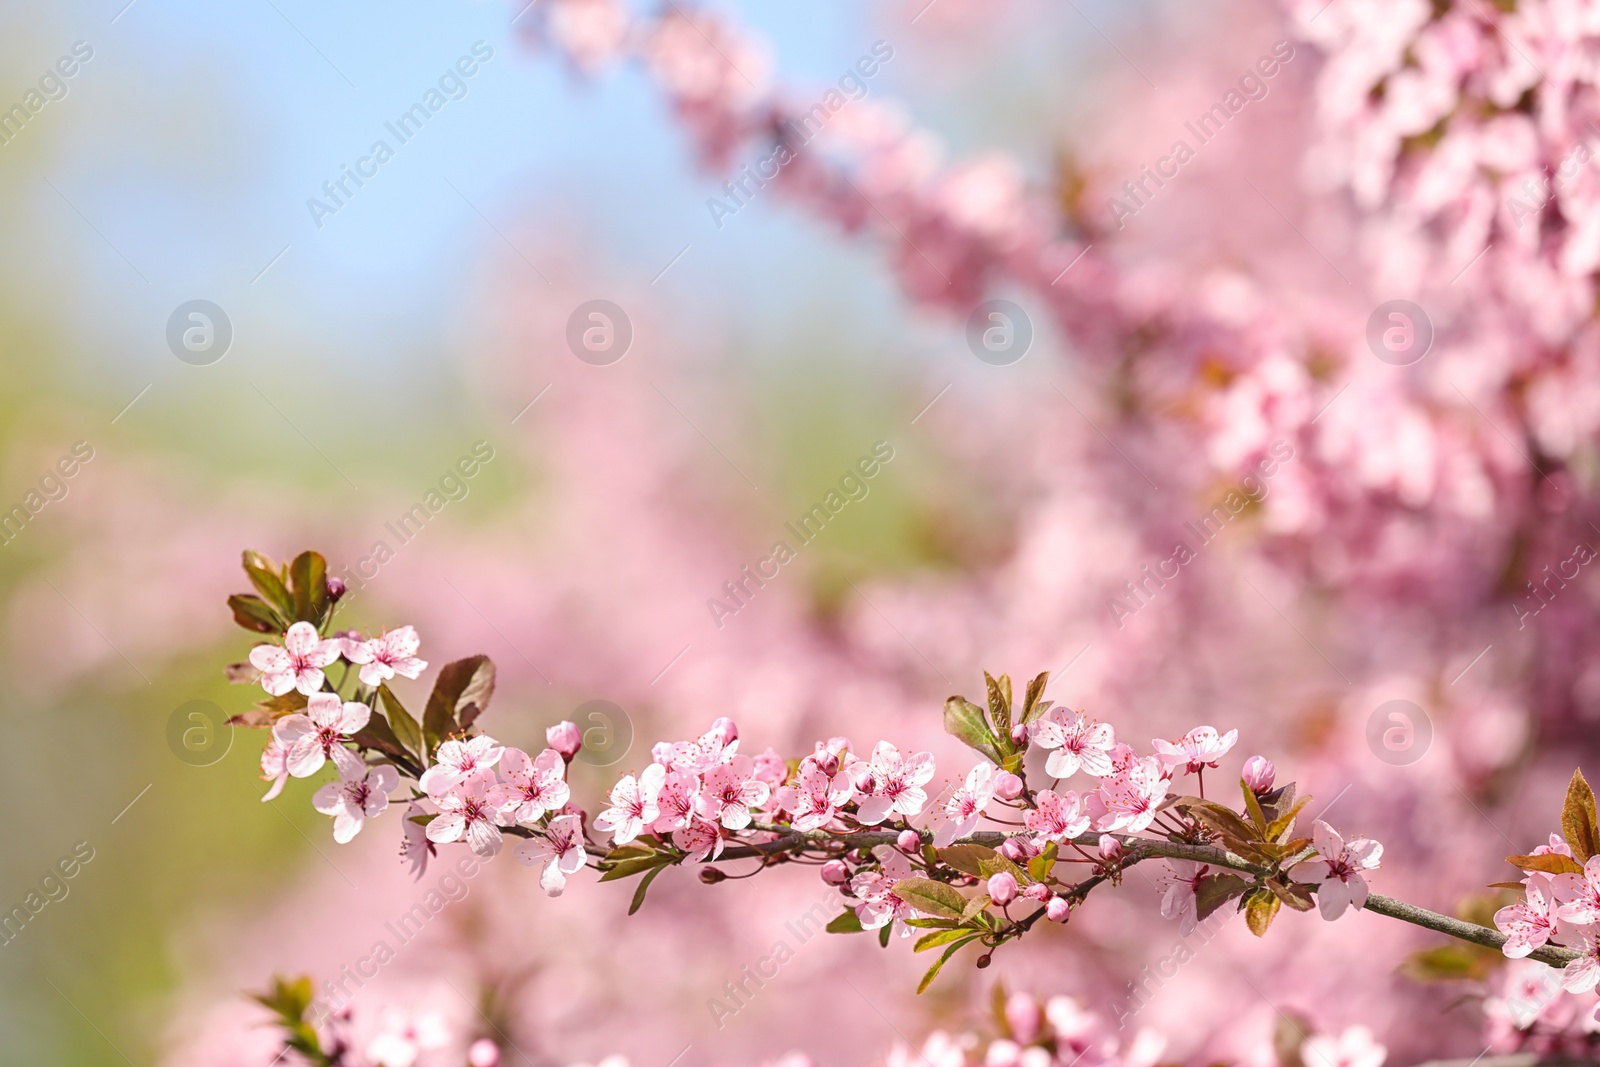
<box><xmin>1492</xmin><ymin>772</ymin><xmax>1600</xmax><ymax>1020</ymax></box>
<box><xmin>225</xmin><ymin>550</ymin><xmax>1396</xmax><ymax>995</ymax></box>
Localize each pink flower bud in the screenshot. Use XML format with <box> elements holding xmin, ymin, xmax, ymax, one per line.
<box><xmin>994</xmin><ymin>771</ymin><xmax>1025</xmax><ymax>800</ymax></box>
<box><xmin>1021</xmin><ymin>881</ymin><xmax>1050</xmax><ymax>903</ymax></box>
<box><xmin>897</xmin><ymin>829</ymin><xmax>923</xmax><ymax>853</ymax></box>
<box><xmin>1097</xmin><ymin>834</ymin><xmax>1124</xmax><ymax>861</ymax></box>
<box><xmin>1046</xmin><ymin>896</ymin><xmax>1071</xmax><ymax>923</ymax></box>
<box><xmin>325</xmin><ymin>575</ymin><xmax>347</xmax><ymax>602</ymax></box>
<box><xmin>652</xmin><ymin>741</ymin><xmax>675</xmax><ymax>764</ymax></box>
<box><xmin>1010</xmin><ymin>722</ymin><xmax>1028</xmax><ymax>745</ymax></box>
<box><xmin>1001</xmin><ymin>836</ymin><xmax>1040</xmax><ymax>862</ymax></box>
<box><xmin>1242</xmin><ymin>755</ymin><xmax>1276</xmax><ymax>793</ymax></box>
<box><xmin>821</xmin><ymin>859</ymin><xmax>850</xmax><ymax>885</ymax></box>
<box><xmin>468</xmin><ymin>1039</ymin><xmax>501</xmax><ymax>1067</ymax></box>
<box><xmin>1005</xmin><ymin>992</ymin><xmax>1042</xmax><ymax>1044</ymax></box>
<box><xmin>988</xmin><ymin>872</ymin><xmax>1019</xmax><ymax>906</ymax></box>
<box><xmin>711</xmin><ymin>716</ymin><xmax>738</xmax><ymax>744</ymax></box>
<box><xmin>546</xmin><ymin>720</ymin><xmax>582</xmax><ymax>760</ymax></box>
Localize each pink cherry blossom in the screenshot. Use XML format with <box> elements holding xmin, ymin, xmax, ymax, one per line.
<box><xmin>933</xmin><ymin>762</ymin><xmax>996</xmax><ymax>846</ymax></box>
<box><xmin>1023</xmin><ymin>788</ymin><xmax>1090</xmax><ymax>845</ymax></box>
<box><xmin>774</xmin><ymin>756</ymin><xmax>855</xmax><ymax>831</ymax></box>
<box><xmin>1300</xmin><ymin>1027</ymin><xmax>1388</xmax><ymax>1067</ymax></box>
<box><xmin>993</xmin><ymin>770</ymin><xmax>1024</xmax><ymax>801</ymax></box>
<box><xmin>594</xmin><ymin>763</ymin><xmax>666</xmax><ymax>845</ymax></box>
<box><xmin>344</xmin><ymin>625</ymin><xmax>428</xmax><ymax>687</ymax></box>
<box><xmin>694</xmin><ymin>756</ymin><xmax>771</xmax><ymax>830</ymax></box>
<box><xmin>468</xmin><ymin>1039</ymin><xmax>501</xmax><ymax>1067</ymax></box>
<box><xmin>1559</xmin><ymin>927</ymin><xmax>1600</xmax><ymax>994</ymax></box>
<box><xmin>1094</xmin><ymin>757</ymin><xmax>1169</xmax><ymax>834</ymax></box>
<box><xmin>259</xmin><ymin>736</ymin><xmax>289</xmax><ymax>801</ymax></box>
<box><xmin>271</xmin><ymin>693</ymin><xmax>370</xmax><ymax>778</ymax></box>
<box><xmin>313</xmin><ymin>761</ymin><xmax>398</xmax><ymax>843</ymax></box>
<box><xmin>850</xmin><ymin>742</ymin><xmax>936</xmax><ymax>825</ymax></box>
<box><xmin>650</xmin><ymin>769</ymin><xmax>700</xmax><ymax>834</ymax></box>
<box><xmin>419</xmin><ymin>734</ymin><xmax>505</xmax><ymax>795</ymax></box>
<box><xmin>849</xmin><ymin>843</ymin><xmax>917</xmax><ymax>936</ymax></box>
<box><xmin>1158</xmin><ymin>859</ymin><xmax>1210</xmax><ymax>935</ymax></box>
<box><xmin>658</xmin><ymin>724</ymin><xmax>739</xmax><ymax>775</ymax></box>
<box><xmin>1552</xmin><ymin>856</ymin><xmax>1600</xmax><ymax>925</ymax></box>
<box><xmin>248</xmin><ymin>621</ymin><xmax>340</xmax><ymax>697</ymax></box>
<box><xmin>1152</xmin><ymin>726</ymin><xmax>1240</xmax><ymax>777</ymax></box>
<box><xmin>672</xmin><ymin>815</ymin><xmax>726</xmax><ymax>860</ymax></box>
<box><xmin>426</xmin><ymin>771</ymin><xmax>507</xmax><ymax>858</ymax></box>
<box><xmin>749</xmin><ymin>746</ymin><xmax>788</xmax><ymax>787</ymax></box>
<box><xmin>399</xmin><ymin>801</ymin><xmax>434</xmax><ymax>881</ymax></box>
<box><xmin>365</xmin><ymin>1009</ymin><xmax>449</xmax><ymax>1067</ymax></box>
<box><xmin>1028</xmin><ymin>708</ymin><xmax>1116</xmax><ymax>779</ymax></box>
<box><xmin>489</xmin><ymin>747</ymin><xmax>570</xmax><ymax>824</ymax></box>
<box><xmin>1533</xmin><ymin>833</ymin><xmax>1574</xmax><ymax>857</ymax></box>
<box><xmin>1495</xmin><ymin>873</ymin><xmax>1560</xmax><ymax>958</ymax></box>
<box><xmin>514</xmin><ymin>812</ymin><xmax>587</xmax><ymax>896</ymax></box>
<box><xmin>1294</xmin><ymin>820</ymin><xmax>1384</xmax><ymax>921</ymax></box>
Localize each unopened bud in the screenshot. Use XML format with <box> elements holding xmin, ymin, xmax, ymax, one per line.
<box><xmin>1010</xmin><ymin>722</ymin><xmax>1028</xmax><ymax>745</ymax></box>
<box><xmin>468</xmin><ymin>1039</ymin><xmax>501</xmax><ymax>1067</ymax></box>
<box><xmin>897</xmin><ymin>829</ymin><xmax>923</xmax><ymax>853</ymax></box>
<box><xmin>710</xmin><ymin>716</ymin><xmax>738</xmax><ymax>745</ymax></box>
<box><xmin>1021</xmin><ymin>881</ymin><xmax>1050</xmax><ymax>903</ymax></box>
<box><xmin>699</xmin><ymin>867</ymin><xmax>727</xmax><ymax>885</ymax></box>
<box><xmin>994</xmin><ymin>771</ymin><xmax>1025</xmax><ymax>801</ymax></box>
<box><xmin>1000</xmin><ymin>836</ymin><xmax>1039</xmax><ymax>862</ymax></box>
<box><xmin>1242</xmin><ymin>755</ymin><xmax>1276</xmax><ymax>794</ymax></box>
<box><xmin>1046</xmin><ymin>896</ymin><xmax>1071</xmax><ymax>923</ymax></box>
<box><xmin>546</xmin><ymin>720</ymin><xmax>582</xmax><ymax>760</ymax></box>
<box><xmin>821</xmin><ymin>859</ymin><xmax>850</xmax><ymax>885</ymax></box>
<box><xmin>1097</xmin><ymin>834</ymin><xmax>1125</xmax><ymax>862</ymax></box>
<box><xmin>977</xmin><ymin>952</ymin><xmax>993</xmax><ymax>968</ymax></box>
<box><xmin>987</xmin><ymin>871</ymin><xmax>1019</xmax><ymax>906</ymax></box>
<box><xmin>325</xmin><ymin>576</ymin><xmax>347</xmax><ymax>602</ymax></box>
<box><xmin>1005</xmin><ymin>992</ymin><xmax>1042</xmax><ymax>1044</ymax></box>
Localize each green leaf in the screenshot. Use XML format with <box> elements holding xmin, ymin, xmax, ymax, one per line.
<box><xmin>1028</xmin><ymin>843</ymin><xmax>1058</xmax><ymax>883</ymax></box>
<box><xmin>350</xmin><ymin>712</ymin><xmax>409</xmax><ymax>762</ymax></box>
<box><xmin>985</xmin><ymin>672</ymin><xmax>1014</xmax><ymax>741</ymax></box>
<box><xmin>960</xmin><ymin>893</ymin><xmax>992</xmax><ymax>923</ymax></box>
<box><xmin>242</xmin><ymin>551</ymin><xmax>295</xmax><ymax>619</ymax></box>
<box><xmin>598</xmin><ymin>841</ymin><xmax>661</xmax><ymax>881</ymax></box>
<box><xmin>1267</xmin><ymin>877</ymin><xmax>1316</xmax><ymax>912</ymax></box>
<box><xmin>378</xmin><ymin>684</ymin><xmax>423</xmax><ymax>757</ymax></box>
<box><xmin>1241</xmin><ymin>779</ymin><xmax>1269</xmax><ymax>833</ymax></box>
<box><xmin>939</xmin><ymin>844</ymin><xmax>1001</xmax><ymax>878</ymax></box>
<box><xmin>228</xmin><ymin>593</ymin><xmax>284</xmax><ymax>634</ymax></box>
<box><xmin>628</xmin><ymin>865</ymin><xmax>667</xmax><ymax>915</ymax></box>
<box><xmin>1021</xmin><ymin>671</ymin><xmax>1050</xmax><ymax>724</ymax></box>
<box><xmin>288</xmin><ymin>551</ymin><xmax>330</xmax><ymax>625</ymax></box>
<box><xmin>826</xmin><ymin>909</ymin><xmax>865</xmax><ymax>934</ymax></box>
<box><xmin>1399</xmin><ymin>943</ymin><xmax>1498</xmax><ymax>983</ymax></box>
<box><xmin>1194</xmin><ymin>872</ymin><xmax>1250</xmax><ymax>921</ymax></box>
<box><xmin>879</xmin><ymin>924</ymin><xmax>892</xmax><ymax>948</ymax></box>
<box><xmin>903</xmin><ymin>917</ymin><xmax>960</xmax><ymax>929</ymax></box>
<box><xmin>423</xmin><ymin>655</ymin><xmax>496</xmax><ymax>754</ymax></box>
<box><xmin>978</xmin><ymin>854</ymin><xmax>1028</xmax><ymax>883</ymax></box>
<box><xmin>943</xmin><ymin>696</ymin><xmax>1002</xmax><ymax>763</ymax></box>
<box><xmin>1174</xmin><ymin>797</ymin><xmax>1262</xmax><ymax>847</ymax></box>
<box><xmin>915</xmin><ymin>927</ymin><xmax>975</xmax><ymax>952</ymax></box>
<box><xmin>891</xmin><ymin>877</ymin><xmax>968</xmax><ymax>919</ymax></box>
<box><xmin>917</xmin><ymin>936</ymin><xmax>978</xmax><ymax>994</ymax></box>
<box><xmin>1243</xmin><ymin>887</ymin><xmax>1281</xmax><ymax>937</ymax></box>
<box><xmin>1265</xmin><ymin>796</ymin><xmax>1312</xmax><ymax>844</ymax></box>
<box><xmin>1506</xmin><ymin>852</ymin><xmax>1585</xmax><ymax>876</ymax></box>
<box><xmin>1562</xmin><ymin>769</ymin><xmax>1600</xmax><ymax>863</ymax></box>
